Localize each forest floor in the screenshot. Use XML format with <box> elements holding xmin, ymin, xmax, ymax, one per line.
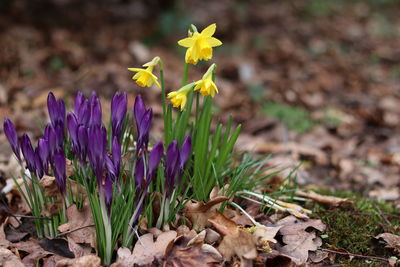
<box><xmin>0</xmin><ymin>0</ymin><xmax>400</xmax><ymax>266</ymax></box>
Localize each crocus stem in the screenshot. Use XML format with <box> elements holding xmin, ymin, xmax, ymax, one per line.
<box><xmin>123</xmin><ymin>192</ymin><xmax>146</xmax><ymax>246</ymax></box>
<box><xmin>229</xmin><ymin>201</ymin><xmax>262</xmax><ymax>227</ymax></box>
<box><xmin>156</xmin><ymin>191</ymin><xmax>166</xmax><ymax>229</ymax></box>
<box><xmin>99</xmin><ymin>193</ymin><xmax>112</xmax><ymax>265</ymax></box>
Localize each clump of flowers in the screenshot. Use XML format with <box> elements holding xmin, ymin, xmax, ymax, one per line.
<box><xmin>3</xmin><ymin>23</ymin><xmax>274</xmax><ymax>266</ymax></box>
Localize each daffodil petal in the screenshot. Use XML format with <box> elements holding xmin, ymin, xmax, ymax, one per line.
<box><xmin>207</xmin><ymin>37</ymin><xmax>222</xmax><ymax>47</ymax></box>
<box><xmin>201</xmin><ymin>23</ymin><xmax>216</xmax><ymax>37</ymax></box>
<box><xmin>178</xmin><ymin>37</ymin><xmax>195</xmax><ymax>48</ymax></box>
<box><xmin>128</xmin><ymin>68</ymin><xmax>143</xmax><ymax>72</ymax></box>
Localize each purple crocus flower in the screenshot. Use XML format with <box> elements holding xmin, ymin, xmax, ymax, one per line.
<box><xmin>134</xmin><ymin>95</ymin><xmax>152</xmax><ymax>153</ymax></box>
<box><xmin>37</xmin><ymin>137</ymin><xmax>49</xmax><ymax>174</ymax></box>
<box><xmin>146</xmin><ymin>141</ymin><xmax>163</xmax><ymax>186</ymax></box>
<box><xmin>176</xmin><ymin>135</ymin><xmax>192</xmax><ymax>186</ymax></box>
<box><xmin>67</xmin><ymin>113</ymin><xmax>79</xmax><ymax>154</ymax></box>
<box><xmin>77</xmin><ymin>125</ymin><xmax>88</xmax><ymax>162</ymax></box>
<box><xmin>165</xmin><ymin>141</ymin><xmax>180</xmax><ymax>197</ymax></box>
<box><xmin>34</xmin><ymin>148</ymin><xmax>44</xmax><ymax>178</ymax></box>
<box><xmin>87</xmin><ymin>125</ymin><xmax>107</xmax><ymax>183</ymax></box>
<box><xmin>44</xmin><ymin>124</ymin><xmax>57</xmax><ymax>156</ymax></box>
<box><xmin>136</xmin><ymin>109</ymin><xmax>152</xmax><ymax>153</ymax></box>
<box><xmin>74</xmin><ymin>91</ymin><xmax>86</xmax><ymax>115</ymax></box>
<box><xmin>3</xmin><ymin>118</ymin><xmax>21</xmax><ymax>162</ymax></box>
<box><xmin>102</xmin><ymin>176</ymin><xmax>113</xmax><ymax>211</ymax></box>
<box><xmin>111</xmin><ymin>92</ymin><xmax>127</xmax><ymax>140</ymax></box>
<box><xmin>54</xmin><ymin>122</ymin><xmax>65</xmax><ymax>151</ymax></box>
<box><xmin>53</xmin><ymin>150</ymin><xmax>67</xmax><ymax>194</ymax></box>
<box><xmin>89</xmin><ymin>92</ymin><xmax>102</xmax><ymax>127</ymax></box>
<box><xmin>111</xmin><ymin>136</ymin><xmax>121</xmax><ymax>178</ymax></box>
<box><xmin>47</xmin><ymin>92</ymin><xmax>66</xmax><ymax>127</ymax></box>
<box><xmin>135</xmin><ymin>156</ymin><xmax>145</xmax><ymax>192</ymax></box>
<box><xmin>20</xmin><ymin>134</ymin><xmax>36</xmax><ymax>173</ymax></box>
<box><xmin>74</xmin><ymin>92</ymin><xmax>90</xmax><ymax>126</ymax></box>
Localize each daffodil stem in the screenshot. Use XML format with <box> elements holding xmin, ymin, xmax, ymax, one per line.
<box><xmin>181</xmin><ymin>63</ymin><xmax>189</xmax><ymax>87</ymax></box>
<box><xmin>159</xmin><ymin>67</ymin><xmax>168</xmax><ymax>144</ymax></box>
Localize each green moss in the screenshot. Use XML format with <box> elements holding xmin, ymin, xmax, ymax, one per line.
<box><xmin>308</xmin><ymin>190</ymin><xmax>400</xmax><ymax>265</ymax></box>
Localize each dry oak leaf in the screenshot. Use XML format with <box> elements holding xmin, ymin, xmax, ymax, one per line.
<box><xmin>0</xmin><ymin>247</ymin><xmax>24</xmax><ymax>267</ymax></box>
<box><xmin>208</xmin><ymin>212</ymin><xmax>257</xmax><ymax>267</ymax></box>
<box><xmin>55</xmin><ymin>255</ymin><xmax>101</xmax><ymax>267</ymax></box>
<box><xmin>164</xmin><ymin>245</ymin><xmax>222</xmax><ymax>267</ymax></box>
<box><xmin>296</xmin><ymin>190</ymin><xmax>351</xmax><ymax>207</ymax></box>
<box><xmin>12</xmin><ymin>239</ymin><xmax>52</xmax><ymax>267</ymax></box>
<box><xmin>375</xmin><ymin>233</ymin><xmax>400</xmax><ymax>255</ymax></box>
<box><xmin>114</xmin><ymin>230</ymin><xmax>177</xmax><ymax>266</ymax></box>
<box><xmin>183</xmin><ymin>196</ymin><xmax>229</xmax><ymax>231</ymax></box>
<box><xmin>58</xmin><ymin>200</ymin><xmax>95</xmax><ymax>247</ymax></box>
<box><xmin>275</xmin><ymin>216</ymin><xmax>326</xmax><ymax>265</ymax></box>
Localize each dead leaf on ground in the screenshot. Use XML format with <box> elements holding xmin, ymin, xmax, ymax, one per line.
<box><xmin>11</xmin><ymin>239</ymin><xmax>52</xmax><ymax>267</ymax></box>
<box><xmin>275</xmin><ymin>216</ymin><xmax>326</xmax><ymax>265</ymax></box>
<box><xmin>0</xmin><ymin>247</ymin><xmax>24</xmax><ymax>267</ymax></box>
<box><xmin>209</xmin><ymin>212</ymin><xmax>257</xmax><ymax>267</ymax></box>
<box><xmin>58</xmin><ymin>200</ymin><xmax>95</xmax><ymax>247</ymax></box>
<box><xmin>114</xmin><ymin>230</ymin><xmax>177</xmax><ymax>266</ymax></box>
<box><xmin>183</xmin><ymin>196</ymin><xmax>229</xmax><ymax>231</ymax></box>
<box><xmin>55</xmin><ymin>255</ymin><xmax>101</xmax><ymax>267</ymax></box>
<box><xmin>296</xmin><ymin>190</ymin><xmax>351</xmax><ymax>207</ymax></box>
<box><xmin>375</xmin><ymin>233</ymin><xmax>400</xmax><ymax>255</ymax></box>
<box><xmin>164</xmin><ymin>245</ymin><xmax>222</xmax><ymax>267</ymax></box>
<box><xmin>252</xmin><ymin>225</ymin><xmax>282</xmax><ymax>252</ymax></box>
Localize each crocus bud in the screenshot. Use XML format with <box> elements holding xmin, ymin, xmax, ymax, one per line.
<box><xmin>53</xmin><ymin>150</ymin><xmax>67</xmax><ymax>194</ymax></box>
<box><xmin>74</xmin><ymin>91</ymin><xmax>85</xmax><ymax>115</ymax></box>
<box><xmin>77</xmin><ymin>125</ymin><xmax>88</xmax><ymax>162</ymax></box>
<box><xmin>180</xmin><ymin>135</ymin><xmax>192</xmax><ymax>169</ymax></box>
<box><xmin>134</xmin><ymin>95</ymin><xmax>146</xmax><ymax>127</ymax></box>
<box><xmin>103</xmin><ymin>176</ymin><xmax>113</xmax><ymax>211</ymax></box>
<box><xmin>165</xmin><ymin>141</ymin><xmax>180</xmax><ymax>197</ymax></box>
<box><xmin>67</xmin><ymin>113</ymin><xmax>79</xmax><ymax>154</ymax></box>
<box><xmin>136</xmin><ymin>109</ymin><xmax>152</xmax><ymax>153</ymax></box>
<box><xmin>47</xmin><ymin>92</ymin><xmax>66</xmax><ymax>127</ymax></box>
<box><xmin>44</xmin><ymin>124</ymin><xmax>57</xmax><ymax>156</ymax></box>
<box><xmin>89</xmin><ymin>92</ymin><xmax>102</xmax><ymax>127</ymax></box>
<box><xmin>34</xmin><ymin>148</ymin><xmax>44</xmax><ymax>178</ymax></box>
<box><xmin>20</xmin><ymin>134</ymin><xmax>36</xmax><ymax>173</ymax></box>
<box><xmin>37</xmin><ymin>137</ymin><xmax>49</xmax><ymax>174</ymax></box>
<box><xmin>111</xmin><ymin>136</ymin><xmax>121</xmax><ymax>178</ymax></box>
<box><xmin>111</xmin><ymin>92</ymin><xmax>127</xmax><ymax>140</ymax></box>
<box><xmin>54</xmin><ymin>122</ymin><xmax>65</xmax><ymax>151</ymax></box>
<box><xmin>3</xmin><ymin>118</ymin><xmax>21</xmax><ymax>162</ymax></box>
<box><xmin>146</xmin><ymin>141</ymin><xmax>163</xmax><ymax>185</ymax></box>
<box><xmin>88</xmin><ymin>125</ymin><xmax>107</xmax><ymax>183</ymax></box>
<box><xmin>135</xmin><ymin>156</ymin><xmax>145</xmax><ymax>192</ymax></box>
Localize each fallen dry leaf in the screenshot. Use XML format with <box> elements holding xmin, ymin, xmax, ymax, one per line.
<box><xmin>164</xmin><ymin>245</ymin><xmax>222</xmax><ymax>267</ymax></box>
<box><xmin>58</xmin><ymin>200</ymin><xmax>95</xmax><ymax>247</ymax></box>
<box><xmin>252</xmin><ymin>225</ymin><xmax>282</xmax><ymax>252</ymax></box>
<box><xmin>275</xmin><ymin>216</ymin><xmax>326</xmax><ymax>265</ymax></box>
<box><xmin>12</xmin><ymin>239</ymin><xmax>51</xmax><ymax>267</ymax></box>
<box><xmin>115</xmin><ymin>230</ymin><xmax>177</xmax><ymax>266</ymax></box>
<box><xmin>183</xmin><ymin>196</ymin><xmax>229</xmax><ymax>230</ymax></box>
<box><xmin>209</xmin><ymin>212</ymin><xmax>257</xmax><ymax>267</ymax></box>
<box><xmin>296</xmin><ymin>190</ymin><xmax>351</xmax><ymax>207</ymax></box>
<box><xmin>0</xmin><ymin>247</ymin><xmax>24</xmax><ymax>267</ymax></box>
<box><xmin>55</xmin><ymin>255</ymin><xmax>101</xmax><ymax>267</ymax></box>
<box><xmin>375</xmin><ymin>233</ymin><xmax>400</xmax><ymax>255</ymax></box>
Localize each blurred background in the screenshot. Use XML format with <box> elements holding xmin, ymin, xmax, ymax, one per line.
<box><xmin>1</xmin><ymin>0</ymin><xmax>400</xmax><ymax>198</ymax></box>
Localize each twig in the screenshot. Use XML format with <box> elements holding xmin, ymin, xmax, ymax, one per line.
<box><xmin>318</xmin><ymin>248</ymin><xmax>388</xmax><ymax>262</ymax></box>
<box><xmin>56</xmin><ymin>224</ymin><xmax>95</xmax><ymax>237</ymax></box>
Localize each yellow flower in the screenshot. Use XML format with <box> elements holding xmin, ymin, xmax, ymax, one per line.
<box><xmin>128</xmin><ymin>57</ymin><xmax>161</xmax><ymax>88</ymax></box>
<box><xmin>194</xmin><ymin>64</ymin><xmax>218</xmax><ymax>97</ymax></box>
<box><xmin>168</xmin><ymin>91</ymin><xmax>188</xmax><ymax>111</ymax></box>
<box><xmin>178</xmin><ymin>23</ymin><xmax>222</xmax><ymax>65</ymax></box>
<box><xmin>167</xmin><ymin>82</ymin><xmax>195</xmax><ymax>111</ymax></box>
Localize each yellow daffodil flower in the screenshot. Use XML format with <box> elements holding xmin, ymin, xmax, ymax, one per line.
<box><xmin>167</xmin><ymin>82</ymin><xmax>195</xmax><ymax>110</ymax></box>
<box><xmin>194</xmin><ymin>64</ymin><xmax>218</xmax><ymax>97</ymax></box>
<box><xmin>128</xmin><ymin>57</ymin><xmax>161</xmax><ymax>88</ymax></box>
<box><xmin>178</xmin><ymin>23</ymin><xmax>222</xmax><ymax>65</ymax></box>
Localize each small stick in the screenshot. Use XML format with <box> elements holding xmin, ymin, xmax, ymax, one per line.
<box><xmin>319</xmin><ymin>248</ymin><xmax>389</xmax><ymax>262</ymax></box>
<box><xmin>56</xmin><ymin>224</ymin><xmax>95</xmax><ymax>237</ymax></box>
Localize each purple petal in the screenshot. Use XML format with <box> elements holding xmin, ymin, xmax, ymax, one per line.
<box><xmin>34</xmin><ymin>148</ymin><xmax>44</xmax><ymax>178</ymax></box>
<box><xmin>44</xmin><ymin>124</ymin><xmax>57</xmax><ymax>156</ymax></box>
<box><xmin>21</xmin><ymin>134</ymin><xmax>36</xmax><ymax>173</ymax></box>
<box><xmin>77</xmin><ymin>125</ymin><xmax>88</xmax><ymax>162</ymax></box>
<box><xmin>3</xmin><ymin>118</ymin><xmax>21</xmax><ymax>162</ymax></box>
<box><xmin>180</xmin><ymin>135</ymin><xmax>192</xmax><ymax>169</ymax></box>
<box><xmin>165</xmin><ymin>141</ymin><xmax>180</xmax><ymax>195</ymax></box>
<box><xmin>111</xmin><ymin>92</ymin><xmax>127</xmax><ymax>140</ymax></box>
<box><xmin>37</xmin><ymin>138</ymin><xmax>49</xmax><ymax>174</ymax></box>
<box><xmin>88</xmin><ymin>125</ymin><xmax>107</xmax><ymax>183</ymax></box>
<box><xmin>74</xmin><ymin>91</ymin><xmax>86</xmax><ymax>115</ymax></box>
<box><xmin>89</xmin><ymin>92</ymin><xmax>102</xmax><ymax>127</ymax></box>
<box><xmin>53</xmin><ymin>150</ymin><xmax>66</xmax><ymax>194</ymax></box>
<box><xmin>135</xmin><ymin>156</ymin><xmax>145</xmax><ymax>192</ymax></box>
<box><xmin>147</xmin><ymin>141</ymin><xmax>163</xmax><ymax>184</ymax></box>
<box><xmin>103</xmin><ymin>176</ymin><xmax>113</xmax><ymax>210</ymax></box>
<box><xmin>67</xmin><ymin>113</ymin><xmax>79</xmax><ymax>154</ymax></box>
<box><xmin>111</xmin><ymin>136</ymin><xmax>121</xmax><ymax>178</ymax></box>
<box><xmin>134</xmin><ymin>94</ymin><xmax>146</xmax><ymax>128</ymax></box>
